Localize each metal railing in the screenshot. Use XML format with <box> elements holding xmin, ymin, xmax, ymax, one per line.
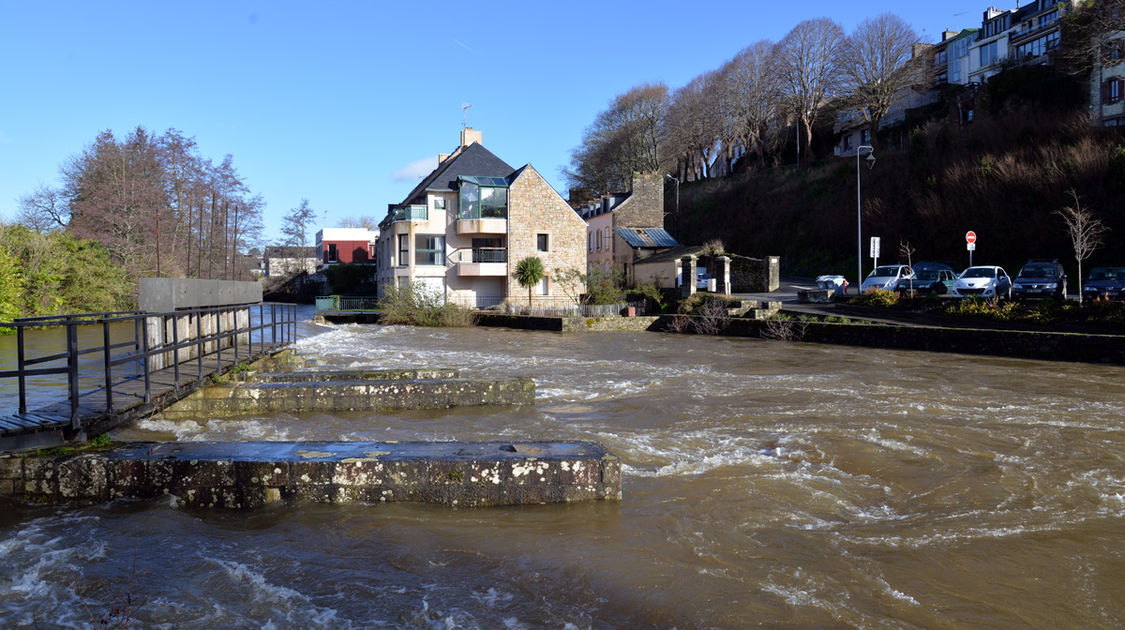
<box><xmin>390</xmin><ymin>205</ymin><xmax>428</xmax><ymax>222</ymax></box>
<box><xmin>0</xmin><ymin>303</ymin><xmax>297</xmax><ymax>430</ymax></box>
<box><xmin>315</xmin><ymin>296</ymin><xmax>380</xmax><ymax>312</ymax></box>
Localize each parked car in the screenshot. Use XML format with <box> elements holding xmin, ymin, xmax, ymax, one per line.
<box><xmin>860</xmin><ymin>265</ymin><xmax>914</xmax><ymax>293</ymax></box>
<box><xmin>896</xmin><ymin>268</ymin><xmax>958</xmax><ymax>295</ymax></box>
<box><xmin>1012</xmin><ymin>259</ymin><xmax>1067</xmax><ymax>300</ymax></box>
<box><xmin>1082</xmin><ymin>267</ymin><xmax>1125</xmax><ymax>301</ymax></box>
<box><xmin>952</xmin><ymin>266</ymin><xmax>1012</xmax><ymax>299</ymax></box>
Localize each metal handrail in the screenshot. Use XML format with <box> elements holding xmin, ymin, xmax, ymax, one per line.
<box><xmin>0</xmin><ymin>303</ymin><xmax>298</xmax><ymax>423</ymax></box>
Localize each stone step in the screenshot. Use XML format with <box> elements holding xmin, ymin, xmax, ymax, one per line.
<box><xmin>161</xmin><ymin>377</ymin><xmax>535</xmax><ymax>418</ymax></box>
<box><xmin>0</xmin><ymin>440</ymin><xmax>621</xmax><ymax>508</ymax></box>
<box><xmin>253</xmin><ymin>368</ymin><xmax>460</xmax><ymax>383</ymax></box>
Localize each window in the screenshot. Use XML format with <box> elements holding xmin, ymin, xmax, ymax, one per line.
<box><xmin>596</xmin><ymin>229</ymin><xmax>602</xmax><ymax>250</ymax></box>
<box><xmin>605</xmin><ymin>228</ymin><xmax>611</xmax><ymax>250</ymax></box>
<box><xmin>415</xmin><ymin>235</ymin><xmax>445</xmax><ymax>265</ymax></box>
<box><xmin>953</xmin><ymin>38</ymin><xmax>970</xmax><ymax>59</ymax></box>
<box><xmin>328</xmin><ymin>243</ymin><xmax>338</xmax><ymax>263</ymax></box>
<box><xmin>950</xmin><ymin>60</ymin><xmax>962</xmax><ymax>83</ymax></box>
<box><xmin>934</xmin><ymin>50</ymin><xmax>948</xmax><ymax>66</ymax></box>
<box><xmin>1038</xmin><ymin>10</ymin><xmax>1058</xmax><ymax>28</ymax></box>
<box><xmin>1106</xmin><ymin>78</ymin><xmax>1123</xmax><ymax>104</ymax></box>
<box><xmin>397</xmin><ymin>235</ymin><xmax>408</xmax><ymax>267</ymax></box>
<box><xmin>458</xmin><ymin>176</ymin><xmax>508</xmax><ymax>220</ymax></box>
<box><xmin>588</xmin><ymin>232</ymin><xmax>593</xmax><ymax>252</ymax></box>
<box><xmin>536</xmin><ymin>277</ymin><xmax>548</xmax><ymax>296</ymax></box>
<box><xmin>980</xmin><ymin>41</ymin><xmax>999</xmax><ymax>67</ymax></box>
<box><xmin>861</xmin><ymin>129</ymin><xmax>871</xmax><ymax>144</ymax></box>
<box><xmin>433</xmin><ymin>196</ymin><xmax>446</xmax><ymax>210</ymax></box>
<box><xmin>842</xmin><ymin>134</ymin><xmax>853</xmax><ymax>151</ymax></box>
<box><xmin>537</xmin><ymin>233</ymin><xmax>549</xmax><ymax>252</ymax></box>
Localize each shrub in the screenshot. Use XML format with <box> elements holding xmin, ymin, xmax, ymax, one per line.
<box><xmin>854</xmin><ymin>289</ymin><xmax>899</xmax><ymax>308</ymax></box>
<box><xmin>376</xmin><ymin>285</ymin><xmax>475</xmax><ymax>327</ymax></box>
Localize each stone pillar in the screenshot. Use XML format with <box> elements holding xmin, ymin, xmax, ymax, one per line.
<box><xmin>715</xmin><ymin>256</ymin><xmax>732</xmax><ymax>295</ymax></box>
<box><xmin>767</xmin><ymin>256</ymin><xmax>780</xmax><ymax>292</ymax></box>
<box><xmin>680</xmin><ymin>255</ymin><xmax>697</xmax><ymax>299</ymax></box>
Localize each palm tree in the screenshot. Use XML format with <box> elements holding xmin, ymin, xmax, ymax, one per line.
<box><xmin>514</xmin><ymin>256</ymin><xmax>545</xmax><ymax>308</ymax></box>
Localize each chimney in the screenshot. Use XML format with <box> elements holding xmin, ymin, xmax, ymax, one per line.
<box><xmin>460</xmin><ymin>127</ymin><xmax>483</xmax><ymax>147</ymax></box>
<box><xmin>438</xmin><ymin>153</ymin><xmax>451</xmax><ymax>163</ymax></box>
<box><xmin>943</xmin><ymin>29</ymin><xmax>957</xmax><ymax>42</ymax></box>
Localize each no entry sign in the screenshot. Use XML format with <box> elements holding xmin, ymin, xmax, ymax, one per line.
<box><xmin>966</xmin><ymin>231</ymin><xmax>977</xmax><ymax>244</ymax></box>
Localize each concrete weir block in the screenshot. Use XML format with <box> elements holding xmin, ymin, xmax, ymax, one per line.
<box><xmin>0</xmin><ymin>441</ymin><xmax>623</xmax><ymax>509</ymax></box>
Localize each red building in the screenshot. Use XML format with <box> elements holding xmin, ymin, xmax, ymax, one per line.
<box><xmin>315</xmin><ymin>228</ymin><xmax>379</xmax><ymax>266</ymax></box>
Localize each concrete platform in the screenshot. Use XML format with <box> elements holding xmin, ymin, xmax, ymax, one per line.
<box><xmin>0</xmin><ymin>440</ymin><xmax>622</xmax><ymax>508</ymax></box>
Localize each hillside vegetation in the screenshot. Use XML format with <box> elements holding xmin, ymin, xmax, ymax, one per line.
<box><xmin>674</xmin><ymin>68</ymin><xmax>1124</xmax><ymax>277</ymax></box>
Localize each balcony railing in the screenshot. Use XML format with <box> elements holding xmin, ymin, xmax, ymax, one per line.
<box><xmin>468</xmin><ymin>248</ymin><xmax>507</xmax><ymax>263</ymax></box>
<box><xmin>391</xmin><ymin>205</ymin><xmax>428</xmax><ymax>222</ymax></box>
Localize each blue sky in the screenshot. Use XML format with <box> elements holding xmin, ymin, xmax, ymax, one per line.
<box><xmin>0</xmin><ymin>0</ymin><xmax>993</xmax><ymax>243</ymax></box>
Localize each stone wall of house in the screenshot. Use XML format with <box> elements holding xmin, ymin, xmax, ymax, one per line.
<box><xmin>613</xmin><ymin>171</ymin><xmax>664</xmax><ymax>229</ymax></box>
<box><xmin>507</xmin><ymin>166</ymin><xmax>587</xmax><ymax>302</ymax></box>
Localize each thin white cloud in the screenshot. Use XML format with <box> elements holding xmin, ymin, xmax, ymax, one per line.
<box><xmin>393</xmin><ymin>156</ymin><xmax>437</xmax><ymax>182</ymax></box>
<box><xmin>453</xmin><ymin>39</ymin><xmax>473</xmax><ymax>52</ymax></box>
<box><xmin>0</xmin><ymin>131</ymin><xmax>10</xmax><ymax>144</ymax></box>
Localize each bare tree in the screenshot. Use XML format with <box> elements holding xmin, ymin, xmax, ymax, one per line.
<box><xmin>564</xmin><ymin>83</ymin><xmax>669</xmax><ymax>193</ymax></box>
<box><xmin>1056</xmin><ymin>189</ymin><xmax>1109</xmax><ymax>304</ymax></box>
<box><xmin>773</xmin><ymin>18</ymin><xmax>845</xmax><ymax>165</ymax></box>
<box><xmin>664</xmin><ymin>71</ymin><xmax>724</xmax><ymax>181</ymax></box>
<box><xmin>16</xmin><ymin>184</ymin><xmax>69</xmax><ymax>231</ymax></box>
<box><xmin>281</xmin><ymin>199</ymin><xmax>317</xmax><ymax>247</ymax></box>
<box><xmin>338</xmin><ymin>216</ymin><xmax>379</xmax><ymax>230</ymax></box>
<box><xmin>838</xmin><ymin>13</ymin><xmax>921</xmax><ymax>148</ymax></box>
<box><xmin>719</xmin><ymin>41</ymin><xmax>781</xmax><ymax>171</ymax></box>
<box><xmin>898</xmin><ymin>239</ymin><xmax>916</xmax><ymax>295</ymax></box>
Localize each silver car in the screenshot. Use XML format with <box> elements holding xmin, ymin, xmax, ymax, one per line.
<box><xmin>952</xmin><ymin>266</ymin><xmax>1012</xmax><ymax>299</ymax></box>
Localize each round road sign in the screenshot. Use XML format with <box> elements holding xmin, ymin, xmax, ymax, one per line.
<box><xmin>966</xmin><ymin>231</ymin><xmax>977</xmax><ymax>244</ymax></box>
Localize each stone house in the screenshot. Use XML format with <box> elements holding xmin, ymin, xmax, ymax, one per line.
<box><xmin>376</xmin><ymin>128</ymin><xmax>586</xmax><ymax>308</ymax></box>
<box><xmin>572</xmin><ymin>172</ymin><xmax>680</xmax><ymax>287</ymax></box>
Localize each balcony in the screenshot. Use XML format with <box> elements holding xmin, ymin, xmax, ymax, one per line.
<box><xmin>454</xmin><ymin>248</ymin><xmax>507</xmax><ymax>277</ymax></box>
<box><xmin>390</xmin><ymin>205</ymin><xmax>428</xmax><ymax>222</ymax></box>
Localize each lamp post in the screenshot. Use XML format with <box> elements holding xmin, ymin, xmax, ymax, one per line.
<box><xmin>665</xmin><ymin>173</ymin><xmax>679</xmax><ymax>236</ymax></box>
<box><xmin>855</xmin><ymin>145</ymin><xmax>875</xmax><ymax>293</ymax></box>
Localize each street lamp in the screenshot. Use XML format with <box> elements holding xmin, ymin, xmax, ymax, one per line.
<box><xmin>664</xmin><ymin>173</ymin><xmax>679</xmax><ymax>235</ymax></box>
<box><xmin>855</xmin><ymin>145</ymin><xmax>875</xmax><ymax>293</ymax></box>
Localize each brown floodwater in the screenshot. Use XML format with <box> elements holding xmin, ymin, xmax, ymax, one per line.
<box><xmin>2</xmin><ymin>320</ymin><xmax>1123</xmax><ymax>628</ymax></box>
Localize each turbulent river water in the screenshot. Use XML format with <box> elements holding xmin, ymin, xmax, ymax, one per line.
<box><xmin>2</xmin><ymin>319</ymin><xmax>1124</xmax><ymax>628</ymax></box>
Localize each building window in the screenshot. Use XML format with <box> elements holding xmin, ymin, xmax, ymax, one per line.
<box><xmin>536</xmin><ymin>277</ymin><xmax>548</xmax><ymax>296</ymax></box>
<box><xmin>537</xmin><ymin>233</ymin><xmax>549</xmax><ymax>252</ymax></box>
<box><xmin>587</xmin><ymin>233</ymin><xmax>593</xmax><ymax>252</ymax></box>
<box><xmin>328</xmin><ymin>243</ymin><xmax>338</xmax><ymax>263</ymax></box>
<box><xmin>934</xmin><ymin>50</ymin><xmax>947</xmax><ymax>66</ymax></box>
<box><xmin>397</xmin><ymin>235</ymin><xmax>408</xmax><ymax>267</ymax></box>
<box><xmin>861</xmin><ymin>129</ymin><xmax>871</xmax><ymax>144</ymax></box>
<box><xmin>980</xmin><ymin>41</ymin><xmax>999</xmax><ymax>67</ymax></box>
<box><xmin>1039</xmin><ymin>10</ymin><xmax>1058</xmax><ymax>28</ymax></box>
<box><xmin>1106</xmin><ymin>78</ymin><xmax>1123</xmax><ymax>104</ymax></box>
<box><xmin>415</xmin><ymin>235</ymin><xmax>445</xmax><ymax>266</ymax></box>
<box><xmin>842</xmin><ymin>134</ymin><xmax>853</xmax><ymax>151</ymax></box>
<box><xmin>433</xmin><ymin>196</ymin><xmax>446</xmax><ymax>210</ymax></box>
<box><xmin>950</xmin><ymin>61</ymin><xmax>962</xmax><ymax>83</ymax></box>
<box><xmin>596</xmin><ymin>230</ymin><xmax>602</xmax><ymax>250</ymax></box>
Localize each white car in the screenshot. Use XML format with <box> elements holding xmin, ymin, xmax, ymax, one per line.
<box><xmin>860</xmin><ymin>265</ymin><xmax>913</xmax><ymax>293</ymax></box>
<box><xmin>952</xmin><ymin>266</ymin><xmax>1012</xmax><ymax>299</ymax></box>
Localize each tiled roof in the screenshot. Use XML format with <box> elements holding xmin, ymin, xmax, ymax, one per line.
<box><xmin>400</xmin><ymin>143</ymin><xmax>514</xmax><ymax>205</ymax></box>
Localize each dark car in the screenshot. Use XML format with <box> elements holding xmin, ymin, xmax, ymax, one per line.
<box><xmin>895</xmin><ymin>268</ymin><xmax>958</xmax><ymax>295</ymax></box>
<box><xmin>1082</xmin><ymin>267</ymin><xmax>1125</xmax><ymax>301</ymax></box>
<box><xmin>1012</xmin><ymin>259</ymin><xmax>1067</xmax><ymax>300</ymax></box>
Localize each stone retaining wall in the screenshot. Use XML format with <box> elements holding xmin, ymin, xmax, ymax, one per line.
<box><xmin>0</xmin><ymin>441</ymin><xmax>622</xmax><ymax>508</ymax></box>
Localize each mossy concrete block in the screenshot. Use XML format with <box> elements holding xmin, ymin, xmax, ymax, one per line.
<box><xmin>0</xmin><ymin>441</ymin><xmax>622</xmax><ymax>509</ymax></box>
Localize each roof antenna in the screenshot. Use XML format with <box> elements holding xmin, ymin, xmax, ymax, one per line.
<box><xmin>461</xmin><ymin>103</ymin><xmax>472</xmax><ymax>130</ymax></box>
